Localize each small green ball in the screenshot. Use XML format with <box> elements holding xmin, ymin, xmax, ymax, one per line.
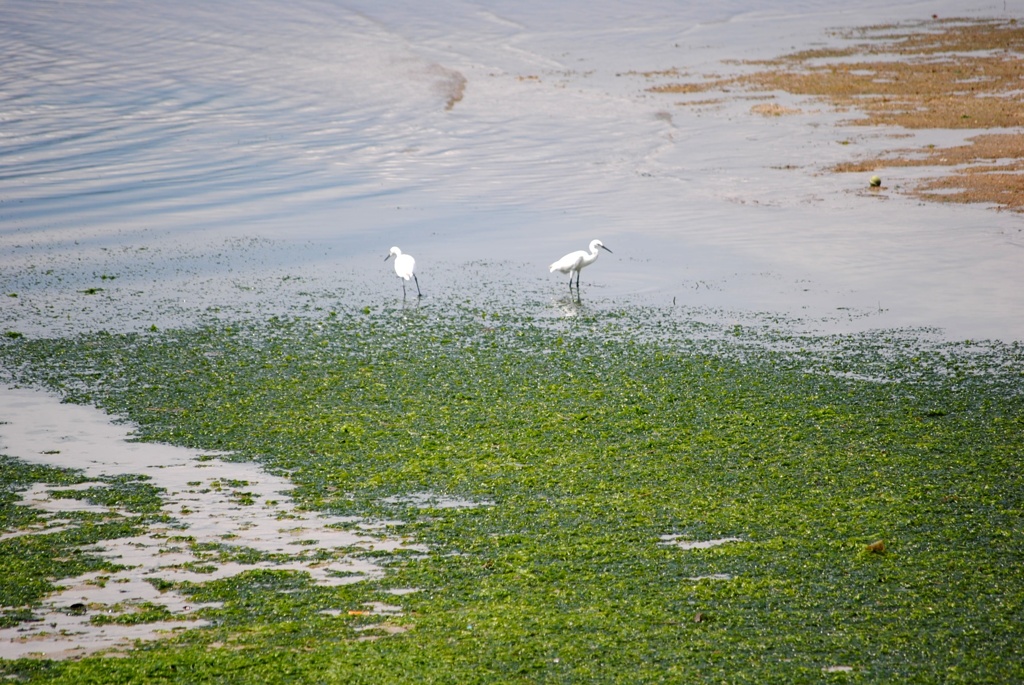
<box><xmin>869</xmin><ymin>175</ymin><xmax>882</xmax><ymax>187</ymax></box>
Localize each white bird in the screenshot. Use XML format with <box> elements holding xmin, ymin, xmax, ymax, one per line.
<box><xmin>549</xmin><ymin>239</ymin><xmax>612</xmax><ymax>289</ymax></box>
<box><xmin>384</xmin><ymin>246</ymin><xmax>421</xmax><ymax>298</ymax></box>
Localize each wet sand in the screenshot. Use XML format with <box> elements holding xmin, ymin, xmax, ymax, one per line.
<box><xmin>648</xmin><ymin>17</ymin><xmax>1024</xmax><ymax>212</ymax></box>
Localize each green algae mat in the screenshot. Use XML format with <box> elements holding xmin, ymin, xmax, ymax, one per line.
<box><xmin>1</xmin><ymin>303</ymin><xmax>1022</xmax><ymax>683</ymax></box>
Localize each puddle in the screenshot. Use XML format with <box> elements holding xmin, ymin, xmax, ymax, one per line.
<box><xmin>0</xmin><ymin>386</ymin><xmax>425</xmax><ymax>659</ymax></box>
<box><xmin>381</xmin><ymin>492</ymin><xmax>495</xmax><ymax>510</ymax></box>
<box><xmin>658</xmin><ymin>535</ymin><xmax>744</xmax><ymax>550</ymax></box>
<box><xmin>321</xmin><ymin>601</ymin><xmax>411</xmax><ymax>641</ymax></box>
<box><xmin>684</xmin><ymin>573</ymin><xmax>734</xmax><ymax>581</ymax></box>
<box><xmin>659</xmin><ymin>536</ymin><xmax>743</xmax><ymax>582</ymax></box>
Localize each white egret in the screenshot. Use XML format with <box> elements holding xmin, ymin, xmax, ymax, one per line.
<box><xmin>384</xmin><ymin>246</ymin><xmax>421</xmax><ymax>298</ymax></box>
<box><xmin>549</xmin><ymin>239</ymin><xmax>612</xmax><ymax>289</ymax></box>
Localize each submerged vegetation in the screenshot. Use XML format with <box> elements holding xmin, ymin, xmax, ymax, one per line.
<box><xmin>0</xmin><ymin>303</ymin><xmax>1022</xmax><ymax>682</ymax></box>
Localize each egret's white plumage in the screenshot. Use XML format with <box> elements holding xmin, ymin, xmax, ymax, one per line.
<box><xmin>385</xmin><ymin>246</ymin><xmax>421</xmax><ymax>298</ymax></box>
<box><xmin>549</xmin><ymin>239</ymin><xmax>612</xmax><ymax>288</ymax></box>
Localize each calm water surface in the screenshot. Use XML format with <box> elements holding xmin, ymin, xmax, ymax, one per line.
<box><xmin>1</xmin><ymin>0</ymin><xmax>1022</xmax><ymax>340</ymax></box>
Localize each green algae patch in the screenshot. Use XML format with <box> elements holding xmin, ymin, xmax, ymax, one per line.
<box><xmin>47</xmin><ymin>476</ymin><xmax>165</xmax><ymax>514</ymax></box>
<box><xmin>0</xmin><ymin>305</ymin><xmax>1022</xmax><ymax>683</ymax></box>
<box><xmin>0</xmin><ymin>459</ymin><xmax>161</xmax><ymax>621</ymax></box>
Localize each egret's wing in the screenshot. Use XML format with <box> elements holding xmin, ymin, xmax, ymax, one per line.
<box><xmin>550</xmin><ymin>250</ymin><xmax>584</xmax><ymax>273</ymax></box>
<box><xmin>395</xmin><ymin>254</ymin><xmax>416</xmax><ymax>280</ymax></box>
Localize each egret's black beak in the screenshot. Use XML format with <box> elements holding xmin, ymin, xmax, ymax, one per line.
<box><xmin>384</xmin><ymin>254</ymin><xmax>391</xmax><ymax>261</ymax></box>
<box><xmin>601</xmin><ymin>245</ymin><xmax>613</xmax><ymax>253</ymax></box>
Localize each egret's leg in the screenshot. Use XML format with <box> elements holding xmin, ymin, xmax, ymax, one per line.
<box><xmin>414</xmin><ymin>274</ymin><xmax>422</xmax><ymax>298</ymax></box>
<box><xmin>402</xmin><ymin>281</ymin><xmax>407</xmax><ymax>299</ymax></box>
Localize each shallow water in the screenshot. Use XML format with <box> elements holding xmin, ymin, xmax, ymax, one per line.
<box><xmin>0</xmin><ymin>387</ymin><xmax>425</xmax><ymax>659</ymax></box>
<box><xmin>1</xmin><ymin>0</ymin><xmax>1022</xmax><ymax>342</ymax></box>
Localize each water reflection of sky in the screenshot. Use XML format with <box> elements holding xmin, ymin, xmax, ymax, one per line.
<box><xmin>1</xmin><ymin>0</ymin><xmax>1021</xmax><ymax>341</ymax></box>
<box><xmin>0</xmin><ymin>387</ymin><xmax>424</xmax><ymax>659</ymax></box>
